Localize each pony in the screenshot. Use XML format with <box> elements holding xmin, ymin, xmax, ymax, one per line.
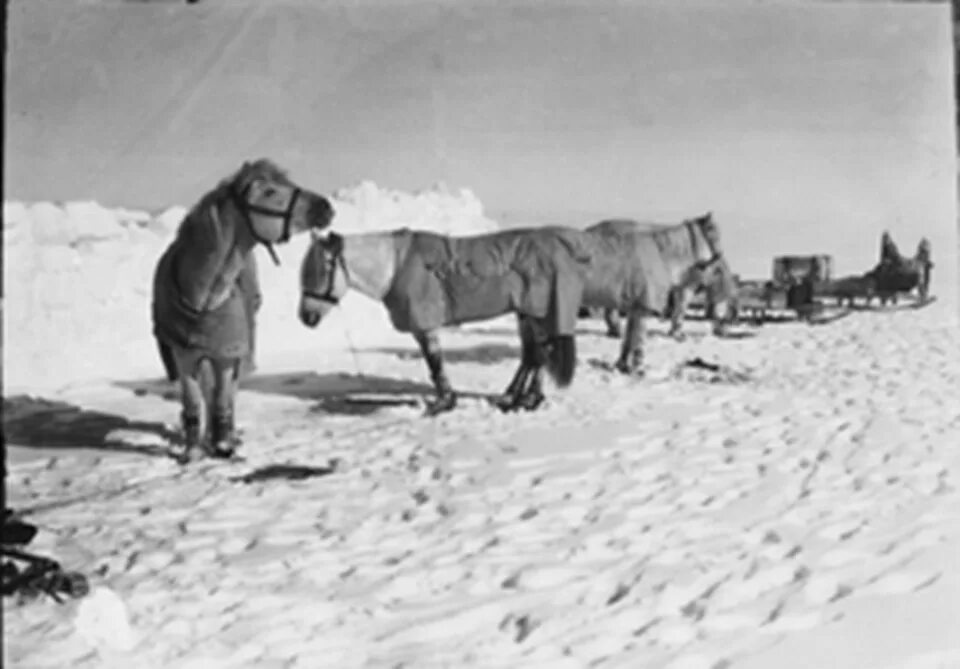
<box><xmin>298</xmin><ymin>227</ymin><xmax>592</xmax><ymax>415</ymax></box>
<box><xmin>594</xmin><ymin>253</ymin><xmax>738</xmax><ymax>340</ymax></box>
<box><xmin>493</xmin><ymin>215</ymin><xmax>737</xmax><ymax>411</ymax></box>
<box><xmin>579</xmin><ymin>214</ymin><xmax>737</xmax><ymax>373</ymax></box>
<box><xmin>152</xmin><ymin>159</ymin><xmax>334</xmax><ymax>463</ymax></box>
<box><xmin>869</xmin><ymin>231</ymin><xmax>934</xmax><ymax>305</ymax></box>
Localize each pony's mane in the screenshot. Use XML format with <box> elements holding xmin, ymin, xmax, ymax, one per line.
<box><xmin>174</xmin><ymin>159</ymin><xmax>292</xmax><ymax>238</ymax></box>
<box><xmin>646</xmin><ymin>213</ymin><xmax>716</xmax><ymax>259</ymax></box>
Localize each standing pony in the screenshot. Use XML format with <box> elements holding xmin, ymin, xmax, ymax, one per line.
<box><xmin>493</xmin><ymin>215</ymin><xmax>737</xmax><ymax>410</ymax></box>
<box><xmin>597</xmin><ymin>253</ymin><xmax>738</xmax><ymax>340</ymax></box>
<box><xmin>298</xmin><ymin>227</ymin><xmax>592</xmax><ymax>415</ymax></box>
<box><xmin>581</xmin><ymin>214</ymin><xmax>737</xmax><ymax>374</ymax></box>
<box><xmin>152</xmin><ymin>160</ymin><xmax>334</xmax><ymax>463</ymax></box>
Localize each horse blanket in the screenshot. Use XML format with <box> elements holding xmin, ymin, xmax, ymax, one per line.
<box><xmin>382</xmin><ymin>228</ymin><xmax>591</xmax><ymax>334</ymax></box>
<box><xmin>152</xmin><ymin>240</ymin><xmax>261</xmax><ymax>379</ymax></box>
<box><xmin>580</xmin><ymin>219</ymin><xmax>701</xmax><ymax>317</ymax></box>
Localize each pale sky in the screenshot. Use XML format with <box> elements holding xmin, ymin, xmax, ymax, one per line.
<box><xmin>5</xmin><ymin>0</ymin><xmax>956</xmax><ymax>286</ymax></box>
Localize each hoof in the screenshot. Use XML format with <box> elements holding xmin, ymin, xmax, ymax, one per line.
<box><xmin>605</xmin><ymin>329</ymin><xmax>621</xmax><ymax>339</ymax></box>
<box><xmin>208</xmin><ymin>431</ymin><xmax>242</xmax><ymax>459</ymax></box>
<box><xmin>517</xmin><ymin>392</ymin><xmax>545</xmax><ymax>412</ymax></box>
<box><xmin>61</xmin><ymin>572</ymin><xmax>90</xmax><ymax>599</ymax></box>
<box><xmin>491</xmin><ymin>394</ymin><xmax>520</xmax><ymax>413</ymax></box>
<box><xmin>424</xmin><ymin>394</ymin><xmax>457</xmax><ymax>417</ymax></box>
<box><xmin>209</xmin><ymin>443</ymin><xmax>241</xmax><ymax>460</ymax></box>
<box><xmin>614</xmin><ymin>360</ymin><xmax>645</xmax><ymax>377</ymax></box>
<box><xmin>177</xmin><ymin>446</ymin><xmax>205</xmax><ymax>465</ymax></box>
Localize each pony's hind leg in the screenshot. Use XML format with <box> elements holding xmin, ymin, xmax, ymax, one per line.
<box><xmin>209</xmin><ymin>357</ymin><xmax>243</xmax><ymax>458</ymax></box>
<box><xmin>494</xmin><ymin>316</ymin><xmax>539</xmax><ymax>412</ymax></box>
<box><xmin>666</xmin><ymin>287</ymin><xmax>688</xmax><ymax>341</ymax></box>
<box><xmin>516</xmin><ymin>321</ymin><xmax>548</xmax><ymax>411</ymax></box>
<box><xmin>171</xmin><ymin>347</ymin><xmax>207</xmax><ymax>464</ymax></box>
<box><xmin>414</xmin><ymin>331</ymin><xmax>457</xmax><ymax>416</ymax></box>
<box><xmin>615</xmin><ymin>310</ymin><xmax>646</xmax><ymax>376</ymax></box>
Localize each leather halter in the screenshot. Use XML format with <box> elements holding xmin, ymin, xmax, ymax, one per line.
<box><xmin>685</xmin><ymin>217</ymin><xmax>723</xmax><ymax>271</ymax></box>
<box><xmin>230</xmin><ymin>180</ymin><xmax>302</xmax><ymax>265</ymax></box>
<box><xmin>303</xmin><ymin>233</ymin><xmax>348</xmax><ymax>306</ymax></box>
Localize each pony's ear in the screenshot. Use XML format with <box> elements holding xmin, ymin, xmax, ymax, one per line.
<box><xmin>312</xmin><ymin>229</ymin><xmax>343</xmax><ymax>252</ymax></box>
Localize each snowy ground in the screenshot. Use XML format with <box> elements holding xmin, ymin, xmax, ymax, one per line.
<box><xmin>3</xmin><ymin>193</ymin><xmax>960</xmax><ymax>669</ymax></box>
<box><xmin>5</xmin><ymin>2</ymin><xmax>959</xmax><ymax>667</ymax></box>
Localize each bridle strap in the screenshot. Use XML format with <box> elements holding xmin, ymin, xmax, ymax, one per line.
<box><xmin>303</xmin><ymin>289</ymin><xmax>339</xmax><ymax>306</ymax></box>
<box><xmin>304</xmin><ymin>236</ymin><xmax>349</xmax><ymax>305</ymax></box>
<box><xmin>686</xmin><ymin>218</ymin><xmax>722</xmax><ymax>271</ymax></box>
<box><xmin>230</xmin><ymin>182</ymin><xmax>302</xmax><ymax>265</ymax></box>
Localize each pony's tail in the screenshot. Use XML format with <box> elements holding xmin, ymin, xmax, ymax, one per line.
<box><xmin>544</xmin><ymin>335</ymin><xmax>577</xmax><ymax>388</ymax></box>
<box><xmin>157</xmin><ymin>339</ymin><xmax>179</xmax><ymax>382</ymax></box>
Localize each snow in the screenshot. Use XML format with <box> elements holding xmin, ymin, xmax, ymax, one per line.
<box><xmin>4</xmin><ymin>2</ymin><xmax>959</xmax><ymax>668</ymax></box>
<box><xmin>5</xmin><ymin>193</ymin><xmax>960</xmax><ymax>669</ymax></box>
<box><xmin>2</xmin><ymin>182</ymin><xmax>500</xmax><ymax>393</ymax></box>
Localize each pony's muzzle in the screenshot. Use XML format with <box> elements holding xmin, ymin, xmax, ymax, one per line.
<box><xmin>299</xmin><ymin>300</ymin><xmax>323</xmax><ymax>328</ymax></box>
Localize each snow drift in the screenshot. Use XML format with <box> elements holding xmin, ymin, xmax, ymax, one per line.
<box><xmin>2</xmin><ymin>182</ymin><xmax>501</xmax><ymax>393</ymax></box>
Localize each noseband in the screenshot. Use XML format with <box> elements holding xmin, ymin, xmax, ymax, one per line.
<box><xmin>303</xmin><ymin>236</ymin><xmax>348</xmax><ymax>306</ymax></box>
<box><xmin>231</xmin><ymin>180</ymin><xmax>302</xmax><ymax>265</ymax></box>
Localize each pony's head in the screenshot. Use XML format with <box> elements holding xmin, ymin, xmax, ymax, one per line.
<box><xmin>222</xmin><ymin>159</ymin><xmax>335</xmax><ymax>262</ymax></box>
<box><xmin>683</xmin><ymin>213</ymin><xmax>738</xmax><ymax>334</ymax></box>
<box><xmin>299</xmin><ymin>231</ymin><xmax>350</xmax><ymax>328</ymax></box>
<box><xmin>701</xmin><ymin>255</ymin><xmax>740</xmax><ymax>335</ymax></box>
<box><xmin>687</xmin><ymin>212</ymin><xmax>723</xmax><ymax>266</ymax></box>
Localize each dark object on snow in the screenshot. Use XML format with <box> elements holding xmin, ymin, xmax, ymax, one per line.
<box><xmin>685</xmin><ymin>357</ymin><xmax>721</xmax><ymax>372</ymax></box>
<box><xmin>2</xmin><ymin>510</ymin><xmax>89</xmax><ymax>602</ymax></box>
<box><xmin>231</xmin><ymin>462</ymin><xmax>339</xmax><ymax>484</ymax></box>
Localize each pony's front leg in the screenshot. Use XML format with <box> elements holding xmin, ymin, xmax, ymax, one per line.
<box><xmin>614</xmin><ymin>310</ymin><xmax>646</xmax><ymax>376</ymax></box>
<box><xmin>209</xmin><ymin>357</ymin><xmax>243</xmax><ymax>459</ymax></box>
<box><xmin>517</xmin><ymin>363</ymin><xmax>545</xmax><ymax>411</ymax></box>
<box><xmin>171</xmin><ymin>347</ymin><xmax>206</xmax><ymax>464</ymax></box>
<box><xmin>414</xmin><ymin>331</ymin><xmax>457</xmax><ymax>416</ymax></box>
<box><xmin>667</xmin><ymin>288</ymin><xmax>688</xmax><ymax>341</ymax></box>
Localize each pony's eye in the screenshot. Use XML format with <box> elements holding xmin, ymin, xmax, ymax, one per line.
<box><xmin>263</xmin><ymin>186</ymin><xmax>277</xmax><ymax>198</ymax></box>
